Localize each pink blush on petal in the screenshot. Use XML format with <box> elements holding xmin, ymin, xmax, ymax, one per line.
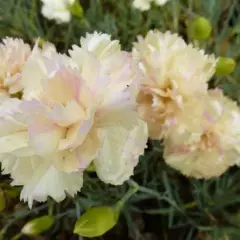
<box><xmin>170</xmin><ymin>144</ymin><xmax>191</xmax><ymax>155</ymax></box>
<box><xmin>28</xmin><ymin>123</ymin><xmax>56</xmax><ymax>137</ymax></box>
<box><xmin>203</xmin><ymin>111</ymin><xmax>215</xmax><ymax>124</ymax></box>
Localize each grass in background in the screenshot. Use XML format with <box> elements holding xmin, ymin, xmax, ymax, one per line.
<box><xmin>0</xmin><ymin>0</ymin><xmax>240</xmax><ymax>239</ymax></box>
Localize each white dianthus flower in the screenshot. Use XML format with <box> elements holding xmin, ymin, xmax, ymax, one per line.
<box><xmin>154</xmin><ymin>0</ymin><xmax>170</xmax><ymax>5</ymax></box>
<box><xmin>133</xmin><ymin>0</ymin><xmax>152</xmax><ymax>11</ymax></box>
<box><xmin>0</xmin><ymin>98</ymin><xmax>83</xmax><ymax>208</ymax></box>
<box><xmin>132</xmin><ymin>0</ymin><xmax>170</xmax><ymax>11</ymax></box>
<box><xmin>0</xmin><ymin>32</ymin><xmax>148</xmax><ymax>207</ymax></box>
<box><xmin>133</xmin><ymin>30</ymin><xmax>217</xmax><ymax>139</ymax></box>
<box><xmin>164</xmin><ymin>89</ymin><xmax>240</xmax><ymax>179</ymax></box>
<box><xmin>40</xmin><ymin>0</ymin><xmax>75</xmax><ymax>23</ymax></box>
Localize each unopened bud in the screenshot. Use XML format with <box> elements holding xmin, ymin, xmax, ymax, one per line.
<box><xmin>216</xmin><ymin>57</ymin><xmax>236</xmax><ymax>76</ymax></box>
<box><xmin>188</xmin><ymin>17</ymin><xmax>212</xmax><ymax>40</ymax></box>
<box><xmin>74</xmin><ymin>206</ymin><xmax>119</xmax><ymax>237</ymax></box>
<box><xmin>21</xmin><ymin>216</ymin><xmax>54</xmax><ymax>236</ymax></box>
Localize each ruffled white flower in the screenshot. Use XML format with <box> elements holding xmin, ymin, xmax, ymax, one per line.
<box><xmin>164</xmin><ymin>89</ymin><xmax>240</xmax><ymax>179</ymax></box>
<box><xmin>40</xmin><ymin>0</ymin><xmax>75</xmax><ymax>23</ymax></box>
<box><xmin>132</xmin><ymin>0</ymin><xmax>170</xmax><ymax>11</ymax></box>
<box><xmin>133</xmin><ymin>0</ymin><xmax>152</xmax><ymax>11</ymax></box>
<box><xmin>0</xmin><ymin>37</ymin><xmax>56</xmax><ymax>101</ymax></box>
<box><xmin>0</xmin><ymin>98</ymin><xmax>83</xmax><ymax>208</ymax></box>
<box><xmin>133</xmin><ymin>30</ymin><xmax>217</xmax><ymax>139</ymax></box>
<box><xmin>0</xmin><ymin>33</ymin><xmax>148</xmax><ymax>207</ymax></box>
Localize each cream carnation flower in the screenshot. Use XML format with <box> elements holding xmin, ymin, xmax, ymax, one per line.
<box><xmin>40</xmin><ymin>0</ymin><xmax>75</xmax><ymax>23</ymax></box>
<box><xmin>0</xmin><ymin>98</ymin><xmax>83</xmax><ymax>208</ymax></box>
<box><xmin>164</xmin><ymin>89</ymin><xmax>240</xmax><ymax>179</ymax></box>
<box><xmin>133</xmin><ymin>30</ymin><xmax>217</xmax><ymax>139</ymax></box>
<box><xmin>0</xmin><ymin>37</ymin><xmax>56</xmax><ymax>101</ymax></box>
<box><xmin>0</xmin><ymin>33</ymin><xmax>147</xmax><ymax>207</ymax></box>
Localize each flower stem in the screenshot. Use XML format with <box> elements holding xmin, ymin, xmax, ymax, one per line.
<box><xmin>3</xmin><ymin>204</ymin><xmax>48</xmax><ymax>237</ymax></box>
<box><xmin>11</xmin><ymin>233</ymin><xmax>23</xmax><ymax>240</ymax></box>
<box><xmin>115</xmin><ymin>180</ymin><xmax>139</xmax><ymax>212</ymax></box>
<box><xmin>48</xmin><ymin>199</ymin><xmax>54</xmax><ymax>216</ymax></box>
<box><xmin>172</xmin><ymin>0</ymin><xmax>179</xmax><ymax>32</ymax></box>
<box><xmin>183</xmin><ymin>201</ymin><xmax>197</xmax><ymax>209</ymax></box>
<box><xmin>75</xmin><ymin>200</ymin><xmax>81</xmax><ymax>218</ymax></box>
<box><xmin>127</xmin><ymin>179</ymin><xmax>185</xmax><ymax>215</ymax></box>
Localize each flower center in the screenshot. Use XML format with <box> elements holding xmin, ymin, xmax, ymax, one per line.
<box><xmin>199</xmin><ymin>132</ymin><xmax>218</xmax><ymax>150</ymax></box>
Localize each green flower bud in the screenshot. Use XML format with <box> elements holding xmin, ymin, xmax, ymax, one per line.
<box><xmin>21</xmin><ymin>216</ymin><xmax>54</xmax><ymax>236</ymax></box>
<box><xmin>74</xmin><ymin>206</ymin><xmax>119</xmax><ymax>237</ymax></box>
<box><xmin>0</xmin><ymin>189</ymin><xmax>5</xmax><ymax>213</ymax></box>
<box><xmin>188</xmin><ymin>17</ymin><xmax>212</xmax><ymax>40</ymax></box>
<box><xmin>216</xmin><ymin>57</ymin><xmax>236</xmax><ymax>76</ymax></box>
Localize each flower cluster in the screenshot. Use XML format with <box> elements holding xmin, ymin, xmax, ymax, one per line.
<box><xmin>0</xmin><ymin>33</ymin><xmax>148</xmax><ymax>207</ymax></box>
<box><xmin>134</xmin><ymin>30</ymin><xmax>240</xmax><ymax>179</ymax></box>
<box><xmin>1</xmin><ymin>30</ymin><xmax>239</xmax><ymax>207</ymax></box>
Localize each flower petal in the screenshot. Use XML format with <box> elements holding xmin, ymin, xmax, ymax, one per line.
<box><xmin>59</xmin><ymin>109</ymin><xmax>95</xmax><ymax>150</ymax></box>
<box><xmin>0</xmin><ymin>132</ymin><xmax>29</xmax><ymax>154</ymax></box>
<box><xmin>76</xmin><ymin>129</ymin><xmax>101</xmax><ymax>171</ymax></box>
<box><xmin>21</xmin><ymin>57</ymin><xmax>47</xmax><ymax>99</ymax></box>
<box><xmin>15</xmin><ymin>157</ymin><xmax>83</xmax><ymax>208</ymax></box>
<box><xmin>29</xmin><ymin>124</ymin><xmax>65</xmax><ymax>156</ymax></box>
<box><xmin>0</xmin><ymin>154</ymin><xmax>16</xmax><ymax>175</ymax></box>
<box><xmin>44</xmin><ymin>67</ymin><xmax>81</xmax><ymax>104</ymax></box>
<box><xmin>94</xmin><ymin>119</ymin><xmax>148</xmax><ymax>185</ymax></box>
<box><xmin>52</xmin><ymin>151</ymin><xmax>78</xmax><ymax>173</ymax></box>
<box><xmin>96</xmin><ymin>108</ymin><xmax>140</xmax><ymax>130</ymax></box>
<box><xmin>49</xmin><ymin>100</ymin><xmax>85</xmax><ymax>127</ymax></box>
<box><xmin>80</xmin><ymin>32</ymin><xmax>120</xmax><ymax>59</ymax></box>
<box><xmin>164</xmin><ymin>147</ymin><xmax>232</xmax><ymax>179</ymax></box>
<box><xmin>54</xmin><ymin>129</ymin><xmax>100</xmax><ymax>173</ymax></box>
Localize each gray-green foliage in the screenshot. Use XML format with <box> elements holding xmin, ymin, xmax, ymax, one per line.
<box><xmin>0</xmin><ymin>0</ymin><xmax>240</xmax><ymax>239</ymax></box>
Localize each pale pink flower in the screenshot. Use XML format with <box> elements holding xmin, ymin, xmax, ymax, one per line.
<box><xmin>0</xmin><ymin>33</ymin><xmax>148</xmax><ymax>207</ymax></box>
<box><xmin>133</xmin><ymin>30</ymin><xmax>217</xmax><ymax>139</ymax></box>
<box><xmin>0</xmin><ymin>98</ymin><xmax>83</xmax><ymax>208</ymax></box>
<box><xmin>0</xmin><ymin>38</ymin><xmax>31</xmax><ymax>96</ymax></box>
<box><xmin>164</xmin><ymin>89</ymin><xmax>240</xmax><ymax>179</ymax></box>
<box><xmin>0</xmin><ymin>37</ymin><xmax>56</xmax><ymax>101</ymax></box>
